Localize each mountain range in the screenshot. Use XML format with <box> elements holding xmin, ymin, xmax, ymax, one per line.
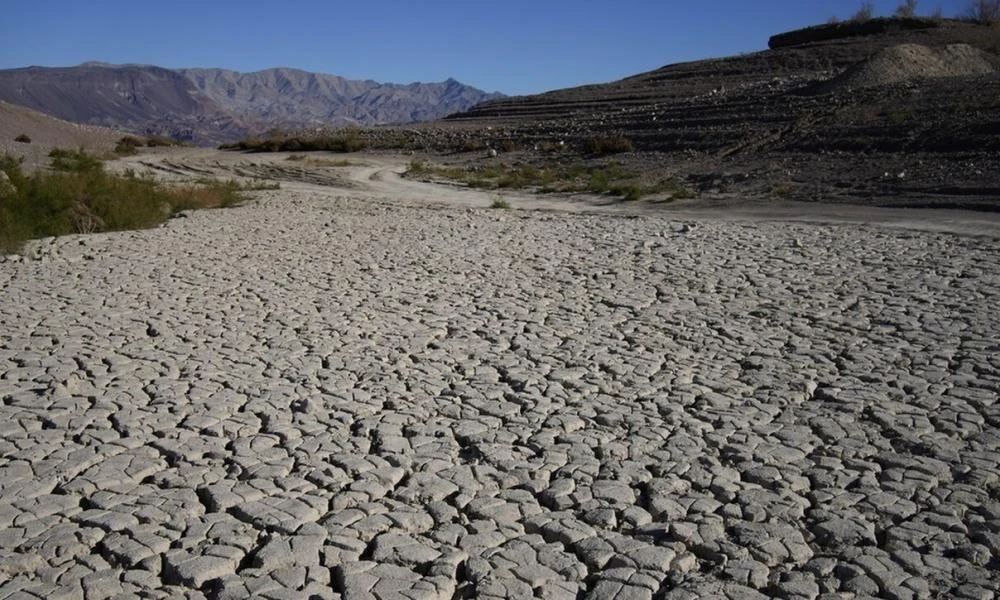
<box><xmin>0</xmin><ymin>63</ymin><xmax>503</xmax><ymax>144</ymax></box>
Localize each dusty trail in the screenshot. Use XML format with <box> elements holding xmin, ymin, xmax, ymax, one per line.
<box><xmin>2</xmin><ymin>149</ymin><xmax>998</xmax><ymax>599</ymax></box>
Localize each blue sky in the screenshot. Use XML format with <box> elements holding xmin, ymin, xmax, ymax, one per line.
<box><xmin>1</xmin><ymin>0</ymin><xmax>972</xmax><ymax>95</ymax></box>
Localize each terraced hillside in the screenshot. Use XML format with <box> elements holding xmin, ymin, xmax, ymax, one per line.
<box><xmin>434</xmin><ymin>18</ymin><xmax>1000</xmax><ymax>208</ymax></box>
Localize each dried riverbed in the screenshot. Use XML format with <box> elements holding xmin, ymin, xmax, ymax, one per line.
<box><xmin>1</xmin><ymin>153</ymin><xmax>998</xmax><ymax>599</ymax></box>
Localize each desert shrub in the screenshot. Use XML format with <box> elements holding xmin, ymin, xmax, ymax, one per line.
<box><xmin>0</xmin><ymin>149</ymin><xmax>249</xmax><ymax>253</ymax></box>
<box><xmin>497</xmin><ymin>139</ymin><xmax>518</xmax><ymax>153</ymax></box>
<box><xmin>221</xmin><ymin>129</ymin><xmax>367</xmax><ymax>153</ymax></box>
<box><xmin>145</xmin><ymin>135</ymin><xmax>179</xmax><ymax>147</ymax></box>
<box><xmin>405</xmin><ymin>158</ymin><xmax>664</xmax><ymax>201</ymax></box>
<box><xmin>408</xmin><ymin>159</ymin><xmax>431</xmax><ymax>176</ymax></box>
<box><xmin>613</xmin><ymin>185</ymin><xmax>644</xmax><ymax>201</ymax></box>
<box><xmin>966</xmin><ymin>0</ymin><xmax>1000</xmax><ymax>21</ymax></box>
<box><xmin>286</xmin><ymin>154</ymin><xmax>355</xmax><ymax>167</ymax></box>
<box><xmin>894</xmin><ymin>0</ymin><xmax>918</xmax><ymax>17</ymax></box>
<box><xmin>14</xmin><ymin>134</ymin><xmax>31</xmax><ymax>143</ymax></box>
<box><xmin>115</xmin><ymin>135</ymin><xmax>144</xmax><ymax>155</ymax></box>
<box><xmin>584</xmin><ymin>136</ymin><xmax>635</xmax><ymax>156</ymax></box>
<box><xmin>659</xmin><ymin>179</ymin><xmax>696</xmax><ymax>199</ymax></box>
<box><xmin>49</xmin><ymin>148</ymin><xmax>103</xmax><ymax>173</ymax></box>
<box><xmin>852</xmin><ymin>2</ymin><xmax>876</xmax><ymax>21</ymax></box>
<box><xmin>166</xmin><ymin>180</ymin><xmax>246</xmax><ymax>212</ymax></box>
<box><xmin>490</xmin><ymin>197</ymin><xmax>510</xmax><ymax>209</ymax></box>
<box><xmin>459</xmin><ymin>139</ymin><xmax>487</xmax><ymax>152</ymax></box>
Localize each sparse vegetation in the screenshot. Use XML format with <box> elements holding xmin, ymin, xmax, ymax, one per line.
<box><xmin>195</xmin><ymin>177</ymin><xmax>281</xmax><ymax>192</ymax></box>
<box><xmin>966</xmin><ymin>0</ymin><xmax>1000</xmax><ymax>21</ymax></box>
<box><xmin>114</xmin><ymin>135</ymin><xmax>144</xmax><ymax>156</ymax></box>
<box><xmin>49</xmin><ymin>147</ymin><xmax>103</xmax><ymax>173</ymax></box>
<box><xmin>221</xmin><ymin>129</ymin><xmax>367</xmax><ymax>153</ymax></box>
<box><xmin>895</xmin><ymin>0</ymin><xmax>919</xmax><ymax>17</ymax></box>
<box><xmin>286</xmin><ymin>154</ymin><xmax>357</xmax><ymax>167</ymax></box>
<box><xmin>0</xmin><ymin>149</ymin><xmax>250</xmax><ymax>254</ymax></box>
<box><xmin>406</xmin><ymin>159</ymin><xmax>693</xmax><ymax>202</ymax></box>
<box><xmin>852</xmin><ymin>2</ymin><xmax>877</xmax><ymax>21</ymax></box>
<box><xmin>583</xmin><ymin>136</ymin><xmax>635</xmax><ymax>156</ymax></box>
<box><xmin>490</xmin><ymin>196</ymin><xmax>510</xmax><ymax>209</ymax></box>
<box><xmin>145</xmin><ymin>135</ymin><xmax>183</xmax><ymax>147</ymax></box>
<box><xmin>193</xmin><ymin>176</ymin><xmax>280</xmax><ymax>191</ymax></box>
<box><xmin>14</xmin><ymin>134</ymin><xmax>31</xmax><ymax>144</ymax></box>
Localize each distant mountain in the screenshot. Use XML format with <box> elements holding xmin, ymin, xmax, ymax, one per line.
<box><xmin>0</xmin><ymin>64</ymin><xmax>503</xmax><ymax>144</ymax></box>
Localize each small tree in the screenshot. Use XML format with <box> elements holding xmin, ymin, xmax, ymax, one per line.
<box><xmin>967</xmin><ymin>0</ymin><xmax>1000</xmax><ymax>21</ymax></box>
<box><xmin>852</xmin><ymin>2</ymin><xmax>876</xmax><ymax>21</ymax></box>
<box><xmin>895</xmin><ymin>0</ymin><xmax>918</xmax><ymax>17</ymax></box>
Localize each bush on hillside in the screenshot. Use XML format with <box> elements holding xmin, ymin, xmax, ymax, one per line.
<box><xmin>895</xmin><ymin>0</ymin><xmax>918</xmax><ymax>17</ymax></box>
<box><xmin>852</xmin><ymin>2</ymin><xmax>876</xmax><ymax>21</ymax></box>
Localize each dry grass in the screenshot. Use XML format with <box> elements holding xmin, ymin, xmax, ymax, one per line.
<box><xmin>407</xmin><ymin>159</ymin><xmax>693</xmax><ymax>202</ymax></box>
<box><xmin>286</xmin><ymin>154</ymin><xmax>358</xmax><ymax>167</ymax></box>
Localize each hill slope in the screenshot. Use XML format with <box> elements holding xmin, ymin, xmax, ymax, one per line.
<box><xmin>0</xmin><ymin>100</ymin><xmax>124</xmax><ymax>169</ymax></box>
<box><xmin>433</xmin><ymin>18</ymin><xmax>1000</xmax><ymax>208</ymax></box>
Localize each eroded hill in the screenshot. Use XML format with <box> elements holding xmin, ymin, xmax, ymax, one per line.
<box><xmin>399</xmin><ymin>18</ymin><xmax>1000</xmax><ymax>208</ymax></box>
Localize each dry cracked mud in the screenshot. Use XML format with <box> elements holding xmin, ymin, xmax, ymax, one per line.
<box><xmin>1</xmin><ymin>152</ymin><xmax>999</xmax><ymax>599</ymax></box>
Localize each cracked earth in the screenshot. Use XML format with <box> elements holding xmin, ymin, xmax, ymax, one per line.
<box><xmin>1</xmin><ymin>152</ymin><xmax>998</xmax><ymax>599</ymax></box>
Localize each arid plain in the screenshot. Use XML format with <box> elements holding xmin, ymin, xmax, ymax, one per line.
<box><xmin>1</xmin><ymin>150</ymin><xmax>998</xmax><ymax>599</ymax></box>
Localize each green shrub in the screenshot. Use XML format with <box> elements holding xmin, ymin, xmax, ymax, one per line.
<box><xmin>0</xmin><ymin>150</ymin><xmax>249</xmax><ymax>253</ymax></box>
<box><xmin>49</xmin><ymin>148</ymin><xmax>103</xmax><ymax>173</ymax></box>
<box><xmin>613</xmin><ymin>185</ymin><xmax>644</xmax><ymax>201</ymax></box>
<box><xmin>490</xmin><ymin>197</ymin><xmax>510</xmax><ymax>209</ymax></box>
<box><xmin>14</xmin><ymin>134</ymin><xmax>31</xmax><ymax>143</ymax></box>
<box><xmin>221</xmin><ymin>128</ymin><xmax>367</xmax><ymax>153</ymax></box>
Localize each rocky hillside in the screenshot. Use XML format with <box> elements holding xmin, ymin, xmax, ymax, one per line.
<box><xmin>433</xmin><ymin>18</ymin><xmax>1000</xmax><ymax>208</ymax></box>
<box><xmin>0</xmin><ymin>63</ymin><xmax>502</xmax><ymax>144</ymax></box>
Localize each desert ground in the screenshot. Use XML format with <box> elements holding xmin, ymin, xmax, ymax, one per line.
<box><xmin>1</xmin><ymin>150</ymin><xmax>998</xmax><ymax>599</ymax></box>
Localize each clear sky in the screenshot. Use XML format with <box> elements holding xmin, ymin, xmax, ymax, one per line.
<box><xmin>1</xmin><ymin>0</ymin><xmax>972</xmax><ymax>96</ymax></box>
